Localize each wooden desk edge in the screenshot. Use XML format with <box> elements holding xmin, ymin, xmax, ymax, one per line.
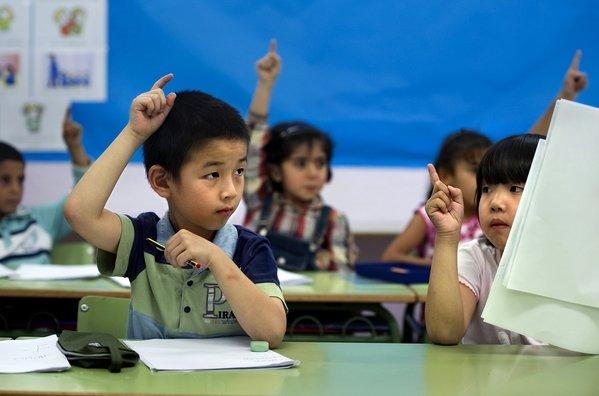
<box><xmin>0</xmin><ymin>289</ymin><xmax>131</xmax><ymax>299</ymax></box>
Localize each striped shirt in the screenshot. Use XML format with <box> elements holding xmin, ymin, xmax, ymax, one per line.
<box><xmin>0</xmin><ymin>165</ymin><xmax>87</xmax><ymax>268</ymax></box>
<box><xmin>243</xmin><ymin>119</ymin><xmax>357</xmax><ymax>271</ymax></box>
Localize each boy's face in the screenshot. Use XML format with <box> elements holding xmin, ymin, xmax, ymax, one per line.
<box><xmin>0</xmin><ymin>159</ymin><xmax>25</xmax><ymax>218</ymax></box>
<box><xmin>272</xmin><ymin>142</ymin><xmax>328</xmax><ymax>207</ymax></box>
<box><xmin>167</xmin><ymin>139</ymin><xmax>247</xmax><ymax>239</ymax></box>
<box><xmin>478</xmin><ymin>182</ymin><xmax>524</xmax><ymax>251</ymax></box>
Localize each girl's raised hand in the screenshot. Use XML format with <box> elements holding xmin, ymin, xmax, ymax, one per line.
<box><xmin>424</xmin><ymin>164</ymin><xmax>464</xmax><ymax>238</ymax></box>
<box><xmin>127</xmin><ymin>74</ymin><xmax>177</xmax><ymax>140</ymax></box>
<box><xmin>256</xmin><ymin>39</ymin><xmax>282</xmax><ymax>87</ymax></box>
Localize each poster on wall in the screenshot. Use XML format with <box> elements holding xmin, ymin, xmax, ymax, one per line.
<box><xmin>0</xmin><ymin>0</ymin><xmax>30</xmax><ymax>47</ymax></box>
<box><xmin>0</xmin><ymin>48</ymin><xmax>27</xmax><ymax>96</ymax></box>
<box><xmin>33</xmin><ymin>48</ymin><xmax>106</xmax><ymax>101</ymax></box>
<box><xmin>0</xmin><ymin>98</ymin><xmax>69</xmax><ymax>151</ymax></box>
<box><xmin>34</xmin><ymin>0</ymin><xmax>106</xmax><ymax>47</ymax></box>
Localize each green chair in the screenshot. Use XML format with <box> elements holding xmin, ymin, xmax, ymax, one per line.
<box><xmin>77</xmin><ymin>296</ymin><xmax>130</xmax><ymax>339</ymax></box>
<box><xmin>51</xmin><ymin>242</ymin><xmax>96</xmax><ymax>265</ymax></box>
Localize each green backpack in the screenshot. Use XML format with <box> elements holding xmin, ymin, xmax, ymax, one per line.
<box><xmin>58</xmin><ymin>330</ymin><xmax>139</xmax><ymax>373</ymax></box>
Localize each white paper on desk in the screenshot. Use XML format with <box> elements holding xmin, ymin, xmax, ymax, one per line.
<box><xmin>277</xmin><ymin>268</ymin><xmax>313</xmax><ymax>286</ymax></box>
<box><xmin>10</xmin><ymin>264</ymin><xmax>100</xmax><ymax>280</ymax></box>
<box><xmin>108</xmin><ymin>276</ymin><xmax>130</xmax><ymax>288</ymax></box>
<box><xmin>500</xmin><ymin>100</ymin><xmax>599</xmax><ymax>308</ymax></box>
<box><xmin>0</xmin><ymin>334</ymin><xmax>71</xmax><ymax>373</ymax></box>
<box><xmin>0</xmin><ymin>263</ymin><xmax>15</xmax><ymax>278</ymax></box>
<box><xmin>124</xmin><ymin>336</ymin><xmax>297</xmax><ymax>371</ymax></box>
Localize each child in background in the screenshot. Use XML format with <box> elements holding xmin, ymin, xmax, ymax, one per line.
<box><xmin>425</xmin><ymin>134</ymin><xmax>544</xmax><ymax>345</ymax></box>
<box><xmin>64</xmin><ymin>75</ymin><xmax>287</xmax><ymax>346</ymax></box>
<box><xmin>244</xmin><ymin>40</ymin><xmax>357</xmax><ymax>271</ymax></box>
<box><xmin>382</xmin><ymin>50</ymin><xmax>588</xmax><ymax>264</ymax></box>
<box><xmin>0</xmin><ymin>108</ymin><xmax>91</xmax><ymax>267</ymax></box>
<box><xmin>381</xmin><ymin>129</ymin><xmax>491</xmax><ymax>264</ymax></box>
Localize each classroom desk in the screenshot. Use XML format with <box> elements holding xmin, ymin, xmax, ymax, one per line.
<box><xmin>282</xmin><ymin>272</ymin><xmax>417</xmax><ymax>303</ymax></box>
<box><xmin>0</xmin><ymin>272</ymin><xmax>417</xmax><ymax>303</ymax></box>
<box><xmin>0</xmin><ymin>277</ymin><xmax>129</xmax><ymax>299</ymax></box>
<box><xmin>409</xmin><ymin>283</ymin><xmax>429</xmax><ymax>302</ymax></box>
<box><xmin>0</xmin><ymin>343</ymin><xmax>596</xmax><ymax>396</ymax></box>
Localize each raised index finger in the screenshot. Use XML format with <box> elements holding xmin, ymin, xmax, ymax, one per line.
<box><xmin>269</xmin><ymin>38</ymin><xmax>277</xmax><ymax>54</ymax></box>
<box><xmin>151</xmin><ymin>73</ymin><xmax>174</xmax><ymax>90</ymax></box>
<box><xmin>569</xmin><ymin>49</ymin><xmax>582</xmax><ymax>70</ymax></box>
<box><xmin>427</xmin><ymin>163</ymin><xmax>441</xmax><ymax>184</ymax></box>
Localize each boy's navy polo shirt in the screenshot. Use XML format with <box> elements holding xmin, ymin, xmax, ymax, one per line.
<box><xmin>97</xmin><ymin>212</ymin><xmax>286</xmax><ymax>339</ymax></box>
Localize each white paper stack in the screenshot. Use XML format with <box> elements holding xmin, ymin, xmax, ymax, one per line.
<box><xmin>0</xmin><ymin>335</ymin><xmax>71</xmax><ymax>373</ymax></box>
<box><xmin>0</xmin><ymin>264</ymin><xmax>14</xmax><ymax>278</ymax></box>
<box><xmin>124</xmin><ymin>336</ymin><xmax>297</xmax><ymax>371</ymax></box>
<box><xmin>277</xmin><ymin>268</ymin><xmax>313</xmax><ymax>286</ymax></box>
<box><xmin>10</xmin><ymin>264</ymin><xmax>100</xmax><ymax>280</ymax></box>
<box><xmin>482</xmin><ymin>100</ymin><xmax>599</xmax><ymax>354</ymax></box>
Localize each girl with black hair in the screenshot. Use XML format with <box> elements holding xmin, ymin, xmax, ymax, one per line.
<box><xmin>425</xmin><ymin>134</ymin><xmax>545</xmax><ymax>345</ymax></box>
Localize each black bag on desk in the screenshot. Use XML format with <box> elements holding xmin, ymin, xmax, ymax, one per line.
<box><xmin>58</xmin><ymin>330</ymin><xmax>139</xmax><ymax>373</ymax></box>
<box><xmin>258</xmin><ymin>195</ymin><xmax>331</xmax><ymax>271</ymax></box>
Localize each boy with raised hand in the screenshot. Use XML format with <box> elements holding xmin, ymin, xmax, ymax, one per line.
<box><xmin>64</xmin><ymin>74</ymin><xmax>287</xmax><ymax>346</ymax></box>
<box><xmin>0</xmin><ymin>107</ymin><xmax>91</xmax><ymax>267</ymax></box>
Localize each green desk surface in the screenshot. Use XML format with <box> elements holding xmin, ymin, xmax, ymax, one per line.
<box><xmin>0</xmin><ymin>343</ymin><xmax>596</xmax><ymax>395</ymax></box>
<box><xmin>282</xmin><ymin>272</ymin><xmax>416</xmax><ymax>303</ymax></box>
<box><xmin>0</xmin><ymin>277</ymin><xmax>129</xmax><ymax>299</ymax></box>
<box><xmin>409</xmin><ymin>283</ymin><xmax>428</xmax><ymax>302</ymax></box>
<box><xmin>0</xmin><ymin>272</ymin><xmax>416</xmax><ymax>303</ymax></box>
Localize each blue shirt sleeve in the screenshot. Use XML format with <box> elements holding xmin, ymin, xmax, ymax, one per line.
<box><xmin>233</xmin><ymin>226</ymin><xmax>280</xmax><ymax>286</ymax></box>
<box><xmin>29</xmin><ymin>164</ymin><xmax>88</xmax><ymax>242</ymax></box>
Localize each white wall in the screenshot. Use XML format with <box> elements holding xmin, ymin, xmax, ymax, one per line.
<box><xmin>23</xmin><ymin>162</ymin><xmax>429</xmax><ymax>233</ymax></box>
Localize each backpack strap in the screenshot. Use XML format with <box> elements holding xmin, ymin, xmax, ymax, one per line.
<box><xmin>257</xmin><ymin>194</ymin><xmax>274</xmax><ymax>236</ymax></box>
<box><xmin>309</xmin><ymin>206</ymin><xmax>332</xmax><ymax>253</ymax></box>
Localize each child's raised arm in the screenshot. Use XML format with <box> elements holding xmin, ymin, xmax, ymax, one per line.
<box><xmin>64</xmin><ymin>74</ymin><xmax>176</xmax><ymax>253</ymax></box>
<box><xmin>424</xmin><ymin>164</ymin><xmax>477</xmax><ymax>345</ymax></box>
<box><xmin>62</xmin><ymin>107</ymin><xmax>91</xmax><ymax>167</ymax></box>
<box><xmin>248</xmin><ymin>39</ymin><xmax>281</xmax><ymax>123</ymax></box>
<box><xmin>530</xmin><ymin>50</ymin><xmax>588</xmax><ymax>136</ymax></box>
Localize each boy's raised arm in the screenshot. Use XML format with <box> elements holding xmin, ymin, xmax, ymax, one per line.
<box><xmin>62</xmin><ymin>107</ymin><xmax>91</xmax><ymax>167</ymax></box>
<box><xmin>64</xmin><ymin>74</ymin><xmax>176</xmax><ymax>253</ymax></box>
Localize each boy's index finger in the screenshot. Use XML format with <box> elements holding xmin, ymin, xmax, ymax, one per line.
<box><xmin>151</xmin><ymin>73</ymin><xmax>174</xmax><ymax>90</ymax></box>
<box><xmin>269</xmin><ymin>38</ymin><xmax>277</xmax><ymax>54</ymax></box>
<box><xmin>427</xmin><ymin>163</ymin><xmax>441</xmax><ymax>184</ymax></box>
<box><xmin>570</xmin><ymin>49</ymin><xmax>582</xmax><ymax>70</ymax></box>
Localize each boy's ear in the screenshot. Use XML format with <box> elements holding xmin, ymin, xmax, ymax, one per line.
<box><xmin>269</xmin><ymin>164</ymin><xmax>282</xmax><ymax>182</ymax></box>
<box><xmin>147</xmin><ymin>165</ymin><xmax>172</xmax><ymax>198</ymax></box>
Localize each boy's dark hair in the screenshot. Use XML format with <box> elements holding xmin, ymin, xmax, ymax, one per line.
<box><xmin>265</xmin><ymin>121</ymin><xmax>334</xmax><ymax>192</ymax></box>
<box><xmin>0</xmin><ymin>142</ymin><xmax>24</xmax><ymax>163</ymax></box>
<box><xmin>434</xmin><ymin>128</ymin><xmax>493</xmax><ymax>173</ymax></box>
<box><xmin>143</xmin><ymin>90</ymin><xmax>249</xmax><ymax>179</ymax></box>
<box><xmin>475</xmin><ymin>133</ymin><xmax>545</xmax><ymax>210</ymax></box>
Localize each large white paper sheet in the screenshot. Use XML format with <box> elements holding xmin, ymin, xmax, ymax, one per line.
<box><xmin>124</xmin><ymin>337</ymin><xmax>297</xmax><ymax>371</ymax></box>
<box><xmin>0</xmin><ymin>335</ymin><xmax>71</xmax><ymax>373</ymax></box>
<box><xmin>10</xmin><ymin>263</ymin><xmax>100</xmax><ymax>280</ymax></box>
<box><xmin>277</xmin><ymin>268</ymin><xmax>313</xmax><ymax>286</ymax></box>
<box><xmin>483</xmin><ymin>263</ymin><xmax>599</xmax><ymax>354</ymax></box>
<box><xmin>501</xmin><ymin>100</ymin><xmax>599</xmax><ymax>308</ymax></box>
<box><xmin>483</xmin><ymin>100</ymin><xmax>599</xmax><ymax>354</ymax></box>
